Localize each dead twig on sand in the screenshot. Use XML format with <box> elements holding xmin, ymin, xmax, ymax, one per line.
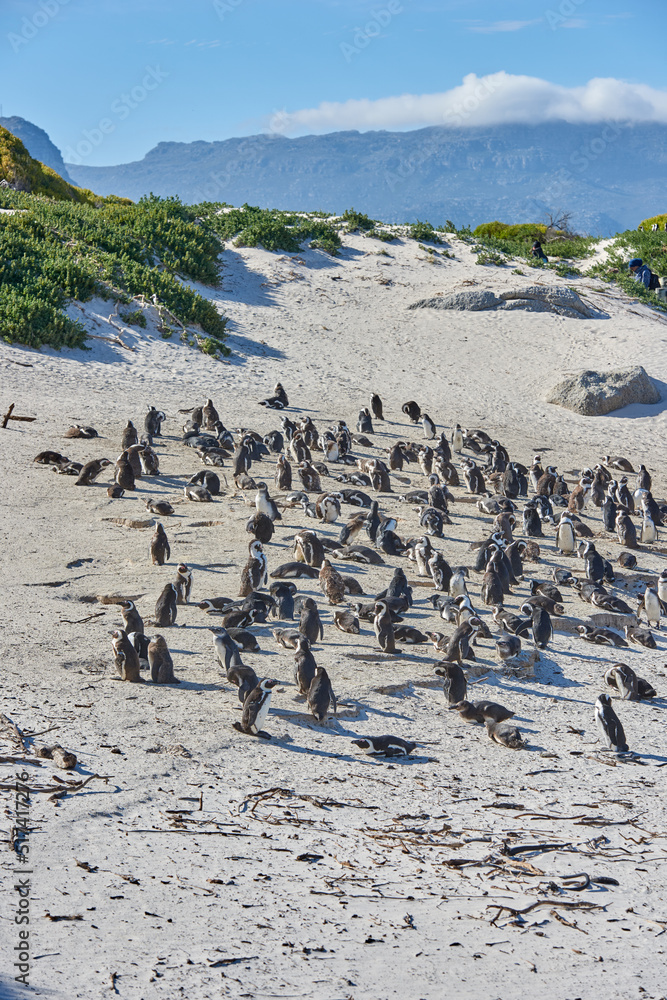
<box><xmin>2</xmin><ymin>402</ymin><xmax>36</xmax><ymax>428</ymax></box>
<box><xmin>240</xmin><ymin>786</ymin><xmax>379</xmax><ymax>814</ymax></box>
<box><xmin>488</xmin><ymin>899</ymin><xmax>604</xmax><ymax>925</ymax></box>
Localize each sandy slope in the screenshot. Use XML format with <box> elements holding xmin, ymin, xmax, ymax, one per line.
<box><xmin>1</xmin><ymin>232</ymin><xmax>667</xmax><ymax>1000</ymax></box>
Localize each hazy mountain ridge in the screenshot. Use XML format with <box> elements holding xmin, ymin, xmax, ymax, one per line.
<box><xmin>0</xmin><ymin>115</ymin><xmax>72</xmax><ymax>182</ymax></box>
<box><xmin>2</xmin><ymin>117</ymin><xmax>665</xmax><ymax>234</ymax></box>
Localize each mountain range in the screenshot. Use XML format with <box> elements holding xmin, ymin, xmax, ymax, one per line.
<box><xmin>2</xmin><ymin>116</ymin><xmax>665</xmax><ymax>234</ymax></box>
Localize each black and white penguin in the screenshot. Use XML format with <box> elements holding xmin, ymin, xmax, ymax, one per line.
<box><xmin>522</xmin><ymin>502</ymin><xmax>543</xmax><ymax>537</ymax></box>
<box><xmin>521</xmin><ymin>602</ymin><xmax>551</xmax><ymax>649</ymax></box>
<box><xmin>616</xmin><ymin>511</ymin><xmax>638</xmax><ymax>549</ymax></box>
<box><xmin>294</xmin><ymin>635</ymin><xmax>317</xmax><ymax>695</ymax></box>
<box><xmin>402</xmin><ymin>400</ymin><xmax>421</xmax><ymax>424</ymax></box>
<box><xmin>603</xmin><ymin>663</ymin><xmax>638</xmax><ymax>701</ymax></box>
<box><xmin>428</xmin><ymin>551</ymin><xmax>453</xmax><ymax>593</ymax></box>
<box><xmin>638</xmin><ymin>586</ymin><xmax>661</xmax><ymax>628</ymax></box>
<box><xmin>421</xmin><ymin>413</ymin><xmax>436</xmax><ymax>440</ymax></box>
<box><xmin>189</xmin><ymin>469</ymin><xmax>221</xmax><ymax>496</ymax></box>
<box><xmin>373</xmin><ymin>600</ymin><xmax>398</xmax><ymax>654</ymax></box>
<box><xmin>239</xmin><ymin>540</ymin><xmax>268</xmax><ymax>597</ymax></box>
<box><xmin>369</xmin><ymin>393</ymin><xmax>384</xmax><ymax>421</ymax></box>
<box><xmin>582</xmin><ymin>542</ymin><xmax>605</xmax><ymax>584</ymax></box>
<box><xmin>351</xmin><ymin>735</ymin><xmax>416</xmax><ymax>757</ymax></box>
<box><xmin>235</xmin><ymin>679</ymin><xmax>279</xmax><ymax>737</ymax></box>
<box><xmin>126</xmin><ymin>631</ymin><xmax>150</xmax><ymax>671</ymax></box>
<box><xmin>486</xmin><ymin>721</ymin><xmax>525</xmax><ymax>750</ymax></box>
<box><xmin>144</xmin><ymin>406</ymin><xmax>165</xmax><ymax>437</ymax></box>
<box><xmin>451</xmin><ymin>424</ymin><xmax>464</xmax><ymax>454</ymax></box>
<box><xmin>121</xmin><ymin>600</ymin><xmax>144</xmax><ymax>635</ymax></box>
<box><xmin>462</xmin><ymin>459</ymin><xmax>485</xmax><ymax>494</ymax></box>
<box><xmin>259</xmin><ymin>383</ymin><xmax>289</xmax><ymax>409</ymax></box>
<box><xmin>174</xmin><ymin>564</ymin><xmax>193</xmax><ymax>604</ymax></box>
<box><xmin>145</xmin><ymin>498</ymin><xmax>174</xmax><ymax>516</ymax></box>
<box><xmin>357</xmin><ymin>408</ymin><xmax>374</xmax><ymax>435</ymax></box>
<box><xmin>75</xmin><ymin>458</ymin><xmax>112</xmax><ymax>486</ymax></box>
<box><xmin>595</xmin><ymin>693</ymin><xmax>629</xmax><ymax>752</ymax></box>
<box><xmin>556</xmin><ymin>512</ymin><xmax>576</xmax><ymax>555</ymax></box>
<box><xmin>154</xmin><ymin>583</ymin><xmax>178</xmax><ymax>626</ymax></box>
<box><xmin>577</xmin><ymin>624</ymin><xmax>628</xmax><ymax>647</ymax></box>
<box><xmin>434</xmin><ymin>662</ymin><xmax>467</xmax><ymax>704</ymax></box>
<box><xmin>307</xmin><ymin>667</ymin><xmax>337</xmax><ymax>722</ymax></box>
<box><xmin>255</xmin><ymin>482</ymin><xmax>282</xmax><ymax>521</ymax></box>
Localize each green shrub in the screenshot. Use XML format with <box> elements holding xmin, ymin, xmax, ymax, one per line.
<box><xmin>407</xmin><ymin>220</ymin><xmax>443</xmax><ymax>244</ymax></box>
<box><xmin>637</xmin><ymin>214</ymin><xmax>667</xmax><ymax>231</ymax></box>
<box><xmin>119</xmin><ymin>309</ymin><xmax>147</xmax><ymax>327</ymax></box>
<box><xmin>367</xmin><ymin>229</ymin><xmax>396</xmax><ymax>242</ymax></box>
<box><xmin>341</xmin><ymin>207</ymin><xmax>375</xmax><ymax>231</ymax></box>
<box><xmin>0</xmin><ymin>191</ymin><xmax>228</xmax><ymax>350</ymax></box>
<box><xmin>199</xmin><ymin>203</ymin><xmax>341</xmax><ymax>255</ymax></box>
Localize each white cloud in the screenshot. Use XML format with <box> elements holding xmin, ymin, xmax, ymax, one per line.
<box><xmin>468</xmin><ymin>20</ymin><xmax>540</xmax><ymax>33</ymax></box>
<box><xmin>268</xmin><ymin>73</ymin><xmax>667</xmax><ymax>134</ymax></box>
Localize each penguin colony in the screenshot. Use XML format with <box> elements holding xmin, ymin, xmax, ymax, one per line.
<box><xmin>34</xmin><ymin>385</ymin><xmax>664</xmax><ymax>753</ymax></box>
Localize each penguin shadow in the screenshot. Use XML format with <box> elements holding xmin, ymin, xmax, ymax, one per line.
<box><xmin>332</xmin><ymin>698</ymin><xmax>414</xmax><ymax>723</ymax></box>
<box><xmin>167</xmin><ymin>679</ymin><xmax>225</xmax><ymax>692</ymax></box>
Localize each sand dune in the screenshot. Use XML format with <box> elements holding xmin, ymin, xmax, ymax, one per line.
<box><xmin>1</xmin><ymin>232</ymin><xmax>666</xmax><ymax>999</ymax></box>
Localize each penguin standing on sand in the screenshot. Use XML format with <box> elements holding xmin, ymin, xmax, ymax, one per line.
<box><xmin>434</xmin><ymin>662</ymin><xmax>467</xmax><ymax>705</ymax></box>
<box><xmin>451</xmin><ymin>424</ymin><xmax>464</xmax><ymax>454</ymax></box>
<box><xmin>370</xmin><ymin>393</ymin><xmax>384</xmax><ymax>420</ymax></box>
<box><xmin>111</xmin><ymin>630</ymin><xmax>142</xmax><ymax>682</ymax></box>
<box><xmin>307</xmin><ymin>667</ymin><xmax>337</xmax><ymax>722</ymax></box>
<box><xmin>595</xmin><ymin>693</ymin><xmax>629</xmax><ymax>752</ymax></box>
<box><xmin>155</xmin><ymin>583</ymin><xmax>178</xmax><ymax>626</ymax></box>
<box><xmin>234</xmin><ymin>679</ymin><xmax>279</xmax><ymax>737</ymax></box>
<box><xmin>121</xmin><ymin>600</ymin><xmax>144</xmax><ymax>635</ymax></box>
<box><xmin>421</xmin><ymin>413</ymin><xmax>436</xmax><ymax>440</ymax></box>
<box><xmin>374</xmin><ymin>600</ymin><xmax>397</xmax><ymax>653</ymax></box>
<box><xmin>294</xmin><ymin>636</ymin><xmax>317</xmax><ymax>694</ymax></box>
<box><xmin>148</xmin><ymin>635</ymin><xmax>180</xmax><ymax>684</ymax></box>
<box><xmin>556</xmin><ymin>512</ymin><xmax>576</xmax><ymax>555</ymax></box>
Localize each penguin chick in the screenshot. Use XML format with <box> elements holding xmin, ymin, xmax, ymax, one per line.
<box><xmin>148</xmin><ymin>634</ymin><xmax>179</xmax><ymax>684</ymax></box>
<box><xmin>111</xmin><ymin>630</ymin><xmax>142</xmax><ymax>682</ymax></box>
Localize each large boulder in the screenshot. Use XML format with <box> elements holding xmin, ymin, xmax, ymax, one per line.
<box><xmin>408</xmin><ymin>285</ymin><xmax>600</xmax><ymax>319</ymax></box>
<box><xmin>545</xmin><ymin>366</ymin><xmax>660</xmax><ymax>415</ymax></box>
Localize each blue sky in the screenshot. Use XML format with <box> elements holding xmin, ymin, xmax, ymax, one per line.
<box><xmin>0</xmin><ymin>0</ymin><xmax>664</xmax><ymax>165</ymax></box>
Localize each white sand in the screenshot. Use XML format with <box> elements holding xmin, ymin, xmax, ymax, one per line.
<box><xmin>1</xmin><ymin>232</ymin><xmax>666</xmax><ymax>1000</ymax></box>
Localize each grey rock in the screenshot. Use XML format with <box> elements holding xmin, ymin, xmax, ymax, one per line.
<box><xmin>499</xmin><ymin>285</ymin><xmax>598</xmax><ymax>318</ymax></box>
<box><xmin>408</xmin><ymin>290</ymin><xmax>500</xmax><ymax>311</ymax></box>
<box><xmin>546</xmin><ymin>366</ymin><xmax>660</xmax><ymax>416</ymax></box>
<box><xmin>409</xmin><ymin>285</ymin><xmax>598</xmax><ymax>319</ymax></box>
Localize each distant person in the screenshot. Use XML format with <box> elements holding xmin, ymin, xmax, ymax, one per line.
<box><xmin>531</xmin><ymin>240</ymin><xmax>548</xmax><ymax>262</ymax></box>
<box><xmin>628</xmin><ymin>257</ymin><xmax>661</xmax><ymax>290</ymax></box>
